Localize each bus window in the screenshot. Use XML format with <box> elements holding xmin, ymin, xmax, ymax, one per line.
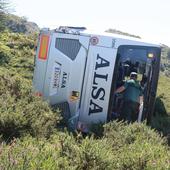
<box><xmin>110</xmin><ymin>45</ymin><xmax>161</xmax><ymax>122</ymax></box>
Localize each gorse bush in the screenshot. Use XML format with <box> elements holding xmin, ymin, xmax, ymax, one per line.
<box><xmin>0</xmin><ymin>71</ymin><xmax>61</xmax><ymax>140</ymax></box>
<box><xmin>0</xmin><ymin>30</ymin><xmax>62</xmax><ymax>141</ymax></box>
<box><xmin>0</xmin><ymin>30</ymin><xmax>37</xmax><ymax>79</ymax></box>
<box><xmin>0</xmin><ymin>41</ymin><xmax>11</xmax><ymax>65</ymax></box>
<box><xmin>0</xmin><ymin>122</ymin><xmax>170</xmax><ymax>170</ymax></box>
<box><xmin>103</xmin><ymin>121</ymin><xmax>170</xmax><ymax>169</ymax></box>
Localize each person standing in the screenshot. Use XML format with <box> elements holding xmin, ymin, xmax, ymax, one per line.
<box><xmin>115</xmin><ymin>72</ymin><xmax>143</xmax><ymax>123</ymax></box>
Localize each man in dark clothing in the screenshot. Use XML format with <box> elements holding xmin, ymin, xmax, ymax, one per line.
<box><xmin>115</xmin><ymin>72</ymin><xmax>143</xmax><ymax>122</ymax></box>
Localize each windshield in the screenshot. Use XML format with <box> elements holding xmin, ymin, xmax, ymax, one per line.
<box><xmin>116</xmin><ymin>46</ymin><xmax>159</xmax><ymax>87</ymax></box>
<box><xmin>110</xmin><ymin>45</ymin><xmax>161</xmax><ymax>122</ymax></box>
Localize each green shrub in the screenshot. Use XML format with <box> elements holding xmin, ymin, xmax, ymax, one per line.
<box><xmin>0</xmin><ymin>134</ymin><xmax>114</xmax><ymax>170</ymax></box>
<box><xmin>0</xmin><ymin>122</ymin><xmax>170</xmax><ymax>170</ymax></box>
<box><xmin>0</xmin><ymin>31</ymin><xmax>36</xmax><ymax>80</ymax></box>
<box><xmin>102</xmin><ymin>121</ymin><xmax>170</xmax><ymax>169</ymax></box>
<box><xmin>0</xmin><ymin>31</ymin><xmax>62</xmax><ymax>140</ymax></box>
<box><xmin>0</xmin><ymin>42</ymin><xmax>11</xmax><ymax>65</ymax></box>
<box><xmin>0</xmin><ymin>72</ymin><xmax>61</xmax><ymax>140</ymax></box>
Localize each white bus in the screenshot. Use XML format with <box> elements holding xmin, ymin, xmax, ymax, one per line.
<box><xmin>33</xmin><ymin>26</ymin><xmax>161</xmax><ymax>131</ymax></box>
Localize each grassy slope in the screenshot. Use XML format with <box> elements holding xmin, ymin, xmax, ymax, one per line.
<box><xmin>151</xmin><ymin>75</ymin><xmax>170</xmax><ymax>136</ymax></box>
<box><xmin>0</xmin><ymin>29</ymin><xmax>170</xmax><ymax>169</ymax></box>
<box><xmin>0</xmin><ymin>30</ymin><xmax>61</xmax><ymax>140</ymax></box>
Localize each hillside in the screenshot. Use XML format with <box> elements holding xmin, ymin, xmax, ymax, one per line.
<box><xmin>106</xmin><ymin>28</ymin><xmax>141</xmax><ymax>38</ymax></box>
<box><xmin>0</xmin><ymin>13</ymin><xmax>170</xmax><ymax>169</ymax></box>
<box><xmin>4</xmin><ymin>13</ymin><xmax>39</xmax><ymax>34</ymax></box>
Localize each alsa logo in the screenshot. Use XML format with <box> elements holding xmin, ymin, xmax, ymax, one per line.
<box><xmin>89</xmin><ymin>54</ymin><xmax>110</xmax><ymax>115</ymax></box>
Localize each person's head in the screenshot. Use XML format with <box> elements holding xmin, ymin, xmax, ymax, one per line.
<box><xmin>130</xmin><ymin>72</ymin><xmax>137</xmax><ymax>80</ymax></box>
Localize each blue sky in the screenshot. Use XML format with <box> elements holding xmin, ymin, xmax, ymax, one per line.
<box><xmin>11</xmin><ymin>0</ymin><xmax>170</xmax><ymax>46</ymax></box>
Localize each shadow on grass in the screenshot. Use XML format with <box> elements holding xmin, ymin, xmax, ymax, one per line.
<box><xmin>154</xmin><ymin>95</ymin><xmax>167</xmax><ymax>116</ymax></box>
<box><xmin>152</xmin><ymin>96</ymin><xmax>170</xmax><ymax>145</ymax></box>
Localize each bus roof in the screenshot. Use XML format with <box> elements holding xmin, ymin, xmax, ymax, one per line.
<box><xmin>81</xmin><ymin>29</ymin><xmax>161</xmax><ymax>48</ymax></box>
<box><xmin>44</xmin><ymin>27</ymin><xmax>161</xmax><ymax>48</ymax></box>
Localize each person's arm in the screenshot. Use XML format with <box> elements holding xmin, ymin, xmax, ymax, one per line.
<box><xmin>115</xmin><ymin>85</ymin><xmax>126</xmax><ymax>93</ymax></box>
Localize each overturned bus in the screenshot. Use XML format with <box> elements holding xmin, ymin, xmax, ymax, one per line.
<box><xmin>33</xmin><ymin>26</ymin><xmax>161</xmax><ymax>131</ymax></box>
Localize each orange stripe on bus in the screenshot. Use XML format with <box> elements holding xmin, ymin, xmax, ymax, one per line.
<box><xmin>38</xmin><ymin>35</ymin><xmax>49</xmax><ymax>60</ymax></box>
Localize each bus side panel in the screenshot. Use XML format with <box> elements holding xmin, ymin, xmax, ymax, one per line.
<box><xmin>79</xmin><ymin>45</ymin><xmax>117</xmax><ymax>124</ymax></box>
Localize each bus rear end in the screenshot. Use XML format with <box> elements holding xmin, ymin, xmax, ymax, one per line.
<box><xmin>33</xmin><ymin>28</ymin><xmax>90</xmax><ymax>117</ymax></box>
